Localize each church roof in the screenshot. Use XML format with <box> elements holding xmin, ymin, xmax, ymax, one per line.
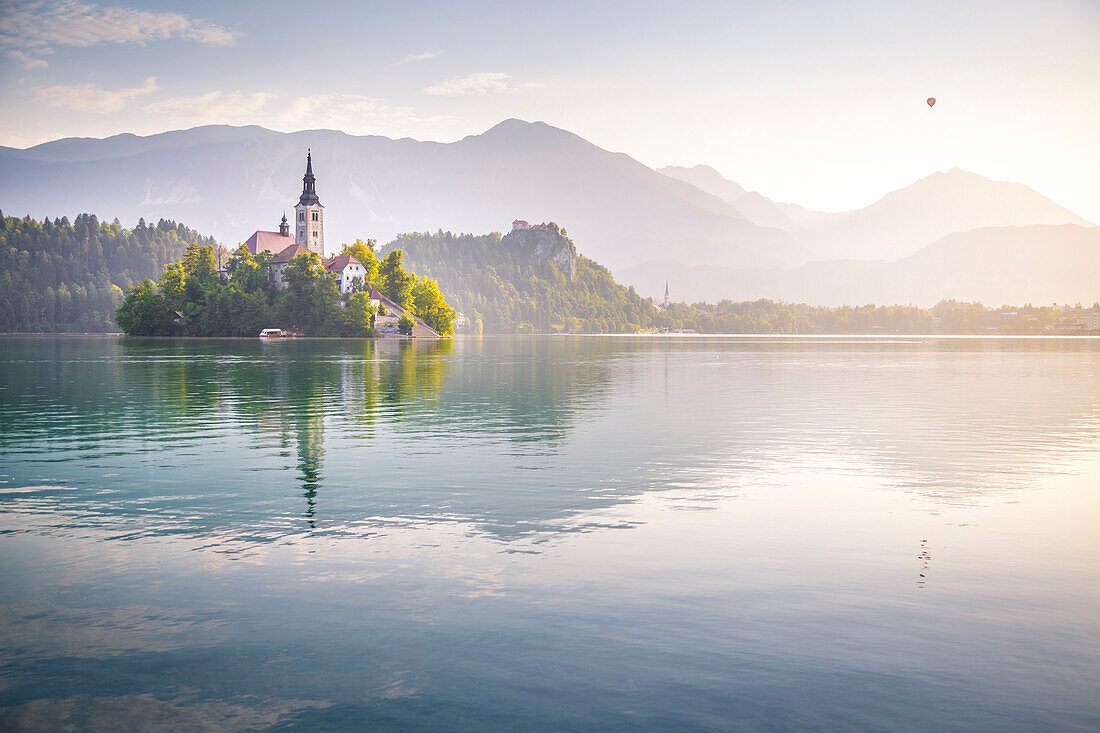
<box><xmin>273</xmin><ymin>242</ymin><xmax>314</xmax><ymax>264</ymax></box>
<box><xmin>244</xmin><ymin>230</ymin><xmax>293</xmax><ymax>255</ymax></box>
<box><xmin>323</xmin><ymin>255</ymin><xmax>361</xmax><ymax>272</ymax></box>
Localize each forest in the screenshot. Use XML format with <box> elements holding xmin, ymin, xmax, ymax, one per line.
<box><xmin>0</xmin><ymin>212</ymin><xmax>212</xmax><ymax>332</ymax></box>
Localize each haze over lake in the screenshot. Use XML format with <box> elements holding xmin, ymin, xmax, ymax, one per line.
<box><xmin>1</xmin><ymin>335</ymin><xmax>1098</xmax><ymax>730</ymax></box>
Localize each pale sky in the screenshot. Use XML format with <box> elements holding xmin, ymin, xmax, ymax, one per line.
<box><xmin>1</xmin><ymin>0</ymin><xmax>1097</xmax><ymax>220</ymax></box>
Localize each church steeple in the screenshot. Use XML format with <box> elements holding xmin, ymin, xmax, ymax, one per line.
<box><xmin>298</xmin><ymin>149</ymin><xmax>320</xmax><ymax>206</ymax></box>
<box><xmin>279</xmin><ymin>212</ymin><xmax>289</xmax><ymax>237</ymax></box>
<box><xmin>294</xmin><ymin>149</ymin><xmax>325</xmax><ymax>256</ymax></box>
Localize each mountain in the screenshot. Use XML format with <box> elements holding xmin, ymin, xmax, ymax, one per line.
<box><xmin>658</xmin><ymin>164</ymin><xmax>838</xmax><ymax>232</ymax></box>
<box><xmin>619</xmin><ymin>224</ymin><xmax>1100</xmax><ymax>306</ymax></box>
<box><xmin>811</xmin><ymin>169</ymin><xmax>1094</xmax><ymax>261</ymax></box>
<box><xmin>0</xmin><ymin>120</ymin><xmax>806</xmax><ymax>275</ymax></box>
<box><xmin>658</xmin><ymin>164</ymin><xmax>1093</xmax><ymax>261</ymax></box>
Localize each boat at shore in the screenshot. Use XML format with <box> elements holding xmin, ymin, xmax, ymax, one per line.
<box><xmin>259</xmin><ymin>328</ymin><xmax>294</xmax><ymax>338</ymax></box>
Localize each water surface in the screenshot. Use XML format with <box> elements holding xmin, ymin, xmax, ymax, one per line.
<box><xmin>1</xmin><ymin>335</ymin><xmax>1098</xmax><ymax>730</ymax></box>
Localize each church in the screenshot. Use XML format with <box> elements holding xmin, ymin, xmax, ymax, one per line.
<box><xmin>243</xmin><ymin>151</ymin><xmax>368</xmax><ymax>295</ymax></box>
<box><xmin>241</xmin><ymin>152</ymin><xmax>442</xmax><ymax>338</ymax></box>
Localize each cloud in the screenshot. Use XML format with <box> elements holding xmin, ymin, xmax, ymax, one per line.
<box><xmin>0</xmin><ymin>0</ymin><xmax>239</xmax><ymax>68</ymax></box>
<box><xmin>6</xmin><ymin>48</ymin><xmax>49</xmax><ymax>68</ymax></box>
<box><xmin>145</xmin><ymin>90</ymin><xmax>273</xmax><ymax>121</ymax></box>
<box><xmin>140</xmin><ymin>90</ymin><xmax>453</xmax><ymax>137</ymax></box>
<box><xmin>34</xmin><ymin>76</ymin><xmax>158</xmax><ymax>113</ymax></box>
<box><xmin>274</xmin><ymin>93</ymin><xmax>453</xmax><ymax>134</ymax></box>
<box><xmin>402</xmin><ymin>50</ymin><xmax>442</xmax><ymax>63</ymax></box>
<box><xmin>424</xmin><ymin>72</ymin><xmax>510</xmax><ymax>97</ymax></box>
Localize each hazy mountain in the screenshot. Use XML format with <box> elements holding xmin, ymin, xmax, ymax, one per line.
<box><xmin>813</xmin><ymin>169</ymin><xmax>1094</xmax><ymax>261</ymax></box>
<box><xmin>659</xmin><ymin>164</ymin><xmax>1093</xmax><ymax>261</ymax></box>
<box><xmin>0</xmin><ymin>120</ymin><xmax>805</xmax><ymax>273</ymax></box>
<box><xmin>658</xmin><ymin>164</ymin><xmax>838</xmax><ymax>232</ymax></box>
<box><xmin>620</xmin><ymin>224</ymin><xmax>1100</xmax><ymax>306</ymax></box>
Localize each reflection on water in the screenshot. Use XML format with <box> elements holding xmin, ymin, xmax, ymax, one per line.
<box><xmin>0</xmin><ymin>335</ymin><xmax>1099</xmax><ymax>730</ymax></box>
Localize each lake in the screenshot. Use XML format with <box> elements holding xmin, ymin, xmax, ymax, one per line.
<box><xmin>1</xmin><ymin>335</ymin><xmax>1098</xmax><ymax>731</ymax></box>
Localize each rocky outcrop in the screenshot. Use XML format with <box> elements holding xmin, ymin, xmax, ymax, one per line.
<box><xmin>503</xmin><ymin>225</ymin><xmax>578</xmax><ymax>282</ymax></box>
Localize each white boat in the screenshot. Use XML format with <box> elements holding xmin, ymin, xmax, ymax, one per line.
<box><xmin>258</xmin><ymin>328</ymin><xmax>286</xmax><ymax>338</ymax></box>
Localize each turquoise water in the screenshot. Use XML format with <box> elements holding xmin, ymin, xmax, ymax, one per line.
<box><xmin>1</xmin><ymin>335</ymin><xmax>1098</xmax><ymax>731</ymax></box>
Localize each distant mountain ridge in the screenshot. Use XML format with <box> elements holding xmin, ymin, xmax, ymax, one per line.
<box><xmin>619</xmin><ymin>224</ymin><xmax>1100</xmax><ymax>306</ymax></box>
<box><xmin>658</xmin><ymin>164</ymin><xmax>1093</xmax><ymax>261</ymax></box>
<box><xmin>2</xmin><ymin>119</ymin><xmax>1095</xmax><ymax>307</ymax></box>
<box><xmin>0</xmin><ymin>120</ymin><xmax>803</xmax><ymax>276</ymax></box>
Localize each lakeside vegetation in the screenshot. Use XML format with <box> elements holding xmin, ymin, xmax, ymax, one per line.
<box><xmin>392</xmin><ymin>227</ymin><xmax>1093</xmax><ymax>335</ymax></box>
<box><xmin>393</xmin><ymin>227</ymin><xmax>655</xmax><ymax>334</ymax></box>
<box><xmin>0</xmin><ymin>212</ymin><xmax>210</xmax><ymax>332</ymax></box>
<box><xmin>117</xmin><ymin>239</ymin><xmax>455</xmax><ymax>337</ymax></box>
<box><xmin>1</xmin><ymin>213</ymin><xmax>1093</xmax><ymax>335</ymax></box>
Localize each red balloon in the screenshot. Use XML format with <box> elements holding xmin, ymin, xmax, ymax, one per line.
<box><xmin>927</xmin><ymin>97</ymin><xmax>936</xmax><ymax>108</ymax></box>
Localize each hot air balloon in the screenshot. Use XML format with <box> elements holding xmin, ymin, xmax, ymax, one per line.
<box><xmin>927</xmin><ymin>97</ymin><xmax>936</xmax><ymax>108</ymax></box>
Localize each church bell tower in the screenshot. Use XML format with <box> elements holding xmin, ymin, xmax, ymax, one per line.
<box><xmin>294</xmin><ymin>150</ymin><xmax>325</xmax><ymax>257</ymax></box>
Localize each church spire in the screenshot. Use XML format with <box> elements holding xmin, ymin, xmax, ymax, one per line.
<box><xmin>299</xmin><ymin>149</ymin><xmax>320</xmax><ymax>206</ymax></box>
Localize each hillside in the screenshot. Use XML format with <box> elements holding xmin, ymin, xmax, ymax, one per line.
<box><xmin>0</xmin><ymin>213</ymin><xmax>212</xmax><ymax>331</ymax></box>
<box><xmin>0</xmin><ymin>120</ymin><xmax>806</xmax><ymax>276</ymax></box>
<box><xmin>388</xmin><ymin>226</ymin><xmax>656</xmax><ymax>333</ymax></box>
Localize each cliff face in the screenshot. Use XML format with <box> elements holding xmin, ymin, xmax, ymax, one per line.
<box><xmin>503</xmin><ymin>226</ymin><xmax>578</xmax><ymax>281</ymax></box>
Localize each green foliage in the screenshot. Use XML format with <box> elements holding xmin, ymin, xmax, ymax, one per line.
<box><xmin>378</xmin><ymin>249</ymin><xmax>416</xmax><ymax>310</ymax></box>
<box><xmin>0</xmin><ymin>212</ymin><xmax>210</xmax><ymax>332</ymax></box>
<box><xmin>340</xmin><ymin>239</ymin><xmax>380</xmax><ymax>285</ymax></box>
<box><xmin>411</xmin><ymin>277</ymin><xmax>456</xmax><ymax>335</ymax></box>
<box><xmin>391</xmin><ymin>230</ymin><xmax>656</xmax><ymax>333</ymax></box>
<box><xmin>275</xmin><ymin>252</ymin><xmax>343</xmax><ymax>335</ymax></box>
<box><xmin>114</xmin><ymin>279</ymin><xmax>178</xmax><ymax>335</ymax></box>
<box><xmin>340</xmin><ymin>292</ymin><xmax>377</xmax><ymax>337</ymax></box>
<box><xmin>397</xmin><ymin>312</ymin><xmax>416</xmax><ymax>336</ymax></box>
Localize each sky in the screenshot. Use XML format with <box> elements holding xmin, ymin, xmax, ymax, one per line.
<box><xmin>1</xmin><ymin>0</ymin><xmax>1098</xmax><ymax>221</ymax></box>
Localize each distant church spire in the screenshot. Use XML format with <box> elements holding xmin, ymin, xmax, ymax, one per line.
<box><xmin>663</xmin><ymin>280</ymin><xmax>670</xmax><ymax>308</ymax></box>
<box><xmin>279</xmin><ymin>211</ymin><xmax>289</xmax><ymax>236</ymax></box>
<box><xmin>299</xmin><ymin>149</ymin><xmax>320</xmax><ymax>206</ymax></box>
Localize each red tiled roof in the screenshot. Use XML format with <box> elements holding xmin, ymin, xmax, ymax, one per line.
<box><xmin>272</xmin><ymin>243</ymin><xmax>314</xmax><ymax>264</ymax></box>
<box><xmin>244</xmin><ymin>230</ymin><xmax>293</xmax><ymax>255</ymax></box>
<box><xmin>322</xmin><ymin>254</ymin><xmax>362</xmax><ymax>272</ymax></box>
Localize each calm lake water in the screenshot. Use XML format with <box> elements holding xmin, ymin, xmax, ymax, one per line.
<box><xmin>1</xmin><ymin>335</ymin><xmax>1098</xmax><ymax>731</ymax></box>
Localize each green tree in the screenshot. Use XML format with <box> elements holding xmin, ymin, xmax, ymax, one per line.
<box><xmin>397</xmin><ymin>312</ymin><xmax>416</xmax><ymax>336</ymax></box>
<box><xmin>340</xmin><ymin>291</ymin><xmax>377</xmax><ymax>336</ymax></box>
<box><xmin>115</xmin><ymin>280</ymin><xmax>177</xmax><ymax>335</ymax></box>
<box><xmin>277</xmin><ymin>252</ymin><xmax>341</xmax><ymax>335</ymax></box>
<box><xmin>378</xmin><ymin>249</ymin><xmax>415</xmax><ymax>310</ymax></box>
<box><xmin>411</xmin><ymin>277</ymin><xmax>456</xmax><ymax>335</ymax></box>
<box><xmin>341</xmin><ymin>238</ymin><xmax>380</xmax><ymax>285</ymax></box>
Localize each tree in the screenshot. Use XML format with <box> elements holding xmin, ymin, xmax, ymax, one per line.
<box><xmin>340</xmin><ymin>291</ymin><xmax>376</xmax><ymax>336</ymax></box>
<box><xmin>378</xmin><ymin>249</ymin><xmax>415</xmax><ymax>310</ymax></box>
<box><xmin>277</xmin><ymin>252</ymin><xmax>341</xmax><ymax>335</ymax></box>
<box><xmin>398</xmin><ymin>312</ymin><xmax>416</xmax><ymax>336</ymax></box>
<box><xmin>227</xmin><ymin>245</ymin><xmax>273</xmax><ymax>294</ymax></box>
<box><xmin>115</xmin><ymin>280</ymin><xmax>177</xmax><ymax>335</ymax></box>
<box><xmin>341</xmin><ymin>239</ymin><xmax>380</xmax><ymax>285</ymax></box>
<box><xmin>411</xmin><ymin>277</ymin><xmax>456</xmax><ymax>335</ymax></box>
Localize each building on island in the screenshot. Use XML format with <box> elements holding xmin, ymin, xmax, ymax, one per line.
<box><xmin>512</xmin><ymin>219</ymin><xmax>529</xmax><ymax>231</ymax></box>
<box><xmin>236</xmin><ymin>151</ymin><xmax>441</xmax><ymax>338</ymax></box>
<box><xmin>243</xmin><ymin>151</ymin><xmax>369</xmax><ymax>294</ymax></box>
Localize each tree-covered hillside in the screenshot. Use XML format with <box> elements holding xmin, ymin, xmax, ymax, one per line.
<box><xmin>390</xmin><ymin>226</ymin><xmax>656</xmax><ymax>333</ymax></box>
<box><xmin>0</xmin><ymin>212</ymin><xmax>213</xmax><ymax>331</ymax></box>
